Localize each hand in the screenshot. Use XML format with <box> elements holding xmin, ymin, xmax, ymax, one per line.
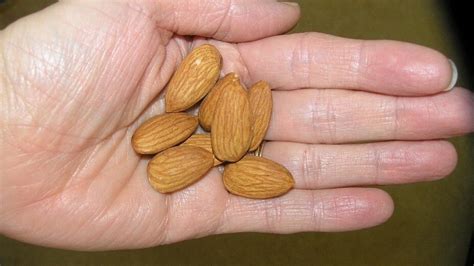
<box><xmin>1</xmin><ymin>0</ymin><xmax>472</xmax><ymax>251</ymax></box>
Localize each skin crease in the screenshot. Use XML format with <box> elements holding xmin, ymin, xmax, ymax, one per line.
<box><xmin>0</xmin><ymin>0</ymin><xmax>473</xmax><ymax>251</ymax></box>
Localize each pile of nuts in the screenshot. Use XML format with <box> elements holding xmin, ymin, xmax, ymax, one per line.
<box><xmin>132</xmin><ymin>44</ymin><xmax>294</xmax><ymax>199</ymax></box>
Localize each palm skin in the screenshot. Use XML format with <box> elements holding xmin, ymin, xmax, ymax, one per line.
<box><xmin>1</xmin><ymin>1</ymin><xmax>473</xmax><ymax>251</ymax></box>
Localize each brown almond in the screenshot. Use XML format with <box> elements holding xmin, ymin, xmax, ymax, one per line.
<box><xmin>223</xmin><ymin>156</ymin><xmax>294</xmax><ymax>199</ymax></box>
<box><xmin>198</xmin><ymin>73</ymin><xmax>240</xmax><ymax>131</ymax></box>
<box><xmin>248</xmin><ymin>81</ymin><xmax>273</xmax><ymax>151</ymax></box>
<box><xmin>165</xmin><ymin>44</ymin><xmax>221</xmax><ymax>112</ymax></box>
<box><xmin>211</xmin><ymin>80</ymin><xmax>251</xmax><ymax>162</ymax></box>
<box><xmin>148</xmin><ymin>146</ymin><xmax>214</xmax><ymax>193</ymax></box>
<box><xmin>132</xmin><ymin>113</ymin><xmax>198</xmax><ymax>154</ymax></box>
<box><xmin>181</xmin><ymin>134</ymin><xmax>222</xmax><ymax>166</ymax></box>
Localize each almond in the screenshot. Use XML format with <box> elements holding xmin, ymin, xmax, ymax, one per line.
<box><xmin>211</xmin><ymin>79</ymin><xmax>251</xmax><ymax>162</ymax></box>
<box><xmin>165</xmin><ymin>44</ymin><xmax>222</xmax><ymax>112</ymax></box>
<box><xmin>132</xmin><ymin>113</ymin><xmax>198</xmax><ymax>154</ymax></box>
<box><xmin>198</xmin><ymin>73</ymin><xmax>240</xmax><ymax>131</ymax></box>
<box><xmin>148</xmin><ymin>146</ymin><xmax>214</xmax><ymax>193</ymax></box>
<box><xmin>223</xmin><ymin>155</ymin><xmax>294</xmax><ymax>199</ymax></box>
<box><xmin>181</xmin><ymin>133</ymin><xmax>222</xmax><ymax>166</ymax></box>
<box><xmin>248</xmin><ymin>81</ymin><xmax>272</xmax><ymax>151</ymax></box>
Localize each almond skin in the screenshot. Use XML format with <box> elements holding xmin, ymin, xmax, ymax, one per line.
<box><xmin>211</xmin><ymin>79</ymin><xmax>251</xmax><ymax>162</ymax></box>
<box><xmin>198</xmin><ymin>73</ymin><xmax>240</xmax><ymax>131</ymax></box>
<box><xmin>132</xmin><ymin>113</ymin><xmax>198</xmax><ymax>154</ymax></box>
<box><xmin>165</xmin><ymin>44</ymin><xmax>222</xmax><ymax>112</ymax></box>
<box><xmin>248</xmin><ymin>81</ymin><xmax>273</xmax><ymax>151</ymax></box>
<box><xmin>181</xmin><ymin>134</ymin><xmax>222</xmax><ymax>166</ymax></box>
<box><xmin>223</xmin><ymin>156</ymin><xmax>294</xmax><ymax>199</ymax></box>
<box><xmin>148</xmin><ymin>146</ymin><xmax>214</xmax><ymax>193</ymax></box>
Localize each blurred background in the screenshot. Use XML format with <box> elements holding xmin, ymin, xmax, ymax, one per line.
<box><xmin>1</xmin><ymin>0</ymin><xmax>473</xmax><ymax>265</ymax></box>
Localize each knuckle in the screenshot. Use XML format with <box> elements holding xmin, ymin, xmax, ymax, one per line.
<box><xmin>263</xmin><ymin>198</ymin><xmax>283</xmax><ymax>233</ymax></box>
<box><xmin>320</xmin><ymin>195</ymin><xmax>367</xmax><ymax>220</ymax></box>
<box><xmin>290</xmin><ymin>33</ymin><xmax>315</xmax><ymax>87</ymax></box>
<box><xmin>309</xmin><ymin>89</ymin><xmax>338</xmax><ymax>143</ymax></box>
<box><xmin>209</xmin><ymin>0</ymin><xmax>234</xmax><ymax>39</ymax></box>
<box><xmin>371</xmin><ymin>145</ymin><xmax>417</xmax><ymax>181</ymax></box>
<box><xmin>301</xmin><ymin>144</ymin><xmax>323</xmax><ymax>188</ymax></box>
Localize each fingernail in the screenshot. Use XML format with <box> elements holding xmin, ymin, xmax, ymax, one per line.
<box><xmin>444</xmin><ymin>59</ymin><xmax>458</xmax><ymax>91</ymax></box>
<box><xmin>281</xmin><ymin>2</ymin><xmax>300</xmax><ymax>7</ymax></box>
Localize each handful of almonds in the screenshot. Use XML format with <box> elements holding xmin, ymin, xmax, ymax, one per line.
<box><xmin>132</xmin><ymin>44</ymin><xmax>294</xmax><ymax>199</ymax></box>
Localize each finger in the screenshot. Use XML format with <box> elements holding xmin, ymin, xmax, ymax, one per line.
<box><xmin>217</xmin><ymin>188</ymin><xmax>393</xmax><ymax>233</ymax></box>
<box><xmin>60</xmin><ymin>0</ymin><xmax>300</xmax><ymax>42</ymax></box>
<box><xmin>263</xmin><ymin>141</ymin><xmax>457</xmax><ymax>189</ymax></box>
<box><xmin>238</xmin><ymin>33</ymin><xmax>455</xmax><ymax>95</ymax></box>
<box><xmin>268</xmin><ymin>87</ymin><xmax>474</xmax><ymax>143</ymax></box>
<box><xmin>146</xmin><ymin>0</ymin><xmax>300</xmax><ymax>42</ymax></box>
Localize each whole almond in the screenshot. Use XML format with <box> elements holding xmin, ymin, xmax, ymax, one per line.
<box><xmin>223</xmin><ymin>156</ymin><xmax>294</xmax><ymax>199</ymax></box>
<box><xmin>132</xmin><ymin>113</ymin><xmax>198</xmax><ymax>154</ymax></box>
<box><xmin>211</xmin><ymin>80</ymin><xmax>251</xmax><ymax>162</ymax></box>
<box><xmin>165</xmin><ymin>44</ymin><xmax>221</xmax><ymax>112</ymax></box>
<box><xmin>181</xmin><ymin>134</ymin><xmax>222</xmax><ymax>166</ymax></box>
<box><xmin>198</xmin><ymin>73</ymin><xmax>240</xmax><ymax>131</ymax></box>
<box><xmin>248</xmin><ymin>81</ymin><xmax>273</xmax><ymax>151</ymax></box>
<box><xmin>148</xmin><ymin>146</ymin><xmax>214</xmax><ymax>193</ymax></box>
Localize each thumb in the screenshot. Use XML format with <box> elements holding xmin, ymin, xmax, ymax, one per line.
<box><xmin>60</xmin><ymin>0</ymin><xmax>300</xmax><ymax>41</ymax></box>
<box><xmin>130</xmin><ymin>0</ymin><xmax>300</xmax><ymax>42</ymax></box>
<box><xmin>136</xmin><ymin>0</ymin><xmax>301</xmax><ymax>42</ymax></box>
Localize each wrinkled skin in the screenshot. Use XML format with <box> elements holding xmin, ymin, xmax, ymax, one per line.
<box><xmin>1</xmin><ymin>0</ymin><xmax>473</xmax><ymax>251</ymax></box>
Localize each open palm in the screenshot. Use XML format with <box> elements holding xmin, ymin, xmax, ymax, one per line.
<box><xmin>1</xmin><ymin>0</ymin><xmax>473</xmax><ymax>251</ymax></box>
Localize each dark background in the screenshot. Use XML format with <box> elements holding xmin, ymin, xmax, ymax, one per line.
<box><xmin>1</xmin><ymin>0</ymin><xmax>473</xmax><ymax>265</ymax></box>
<box><xmin>442</xmin><ymin>2</ymin><xmax>474</xmax><ymax>264</ymax></box>
<box><xmin>441</xmin><ymin>1</ymin><xmax>473</xmax><ymax>91</ymax></box>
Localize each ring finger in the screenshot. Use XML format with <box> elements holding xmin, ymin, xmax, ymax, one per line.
<box><xmin>262</xmin><ymin>140</ymin><xmax>457</xmax><ymax>189</ymax></box>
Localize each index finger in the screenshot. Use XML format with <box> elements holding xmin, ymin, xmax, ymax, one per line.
<box><xmin>237</xmin><ymin>33</ymin><xmax>456</xmax><ymax>96</ymax></box>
